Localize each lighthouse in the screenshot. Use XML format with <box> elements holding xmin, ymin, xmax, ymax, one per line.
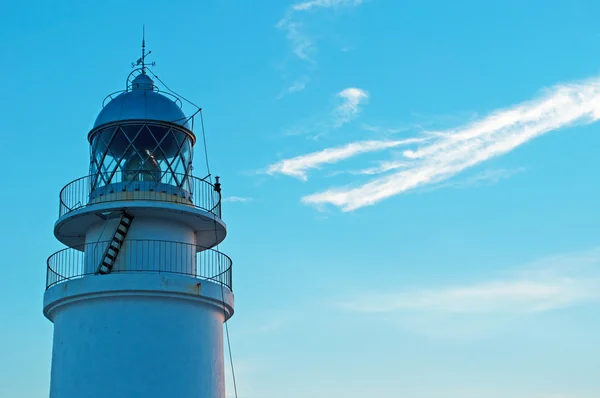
<box><xmin>43</xmin><ymin>45</ymin><xmax>234</xmax><ymax>398</ymax></box>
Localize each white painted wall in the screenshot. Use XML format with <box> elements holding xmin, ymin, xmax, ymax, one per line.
<box><xmin>85</xmin><ymin>215</ymin><xmax>197</xmax><ymax>245</ymax></box>
<box><xmin>45</xmin><ymin>274</ymin><xmax>233</xmax><ymax>398</ymax></box>
<box><xmin>84</xmin><ymin>216</ymin><xmax>198</xmax><ymax>275</ymax></box>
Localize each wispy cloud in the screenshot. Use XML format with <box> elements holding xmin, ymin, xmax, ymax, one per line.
<box><xmin>277</xmin><ymin>76</ymin><xmax>311</xmax><ymax>99</ymax></box>
<box><xmin>223</xmin><ymin>196</ymin><xmax>253</xmax><ymax>203</ymax></box>
<box><xmin>288</xmin><ymin>87</ymin><xmax>369</xmax><ymax>140</ymax></box>
<box><xmin>332</xmin><ymin>88</ymin><xmax>369</xmax><ymax>127</ymax></box>
<box><xmin>297</xmin><ymin>76</ymin><xmax>600</xmax><ymax>211</ymax></box>
<box><xmin>276</xmin><ymin>17</ymin><xmax>313</xmax><ymax>61</ymax></box>
<box><xmin>361</xmin><ymin>123</ymin><xmax>421</xmax><ymax>136</ymax></box>
<box><xmin>292</xmin><ymin>0</ymin><xmax>365</xmax><ymax>12</ymax></box>
<box><xmin>338</xmin><ymin>248</ymin><xmax>600</xmax><ymax>315</ymax></box>
<box><xmin>277</xmin><ymin>0</ymin><xmax>365</xmax><ymax>62</ymax></box>
<box><xmin>287</xmin><ymin>76</ymin><xmax>310</xmax><ymax>93</ymax></box>
<box><xmin>267</xmin><ymin>138</ymin><xmax>424</xmax><ymax>181</ymax></box>
<box><xmin>341</xmin><ymin>279</ymin><xmax>598</xmax><ymax>314</ymax></box>
<box><xmin>279</xmin><ymin>86</ymin><xmax>371</xmax><ymax>139</ymax></box>
<box><xmin>326</xmin><ymin>160</ymin><xmax>407</xmax><ymax>177</ymax></box>
<box><xmin>460</xmin><ymin>167</ymin><xmax>525</xmax><ymax>186</ymax></box>
<box><xmin>426</xmin><ymin>167</ymin><xmax>526</xmax><ymax>191</ymax></box>
<box><xmin>353</xmin><ymin>160</ymin><xmax>406</xmax><ymax>175</ymax></box>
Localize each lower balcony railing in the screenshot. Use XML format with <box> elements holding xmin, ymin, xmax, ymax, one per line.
<box><xmin>46</xmin><ymin>239</ymin><xmax>232</xmax><ymax>291</ymax></box>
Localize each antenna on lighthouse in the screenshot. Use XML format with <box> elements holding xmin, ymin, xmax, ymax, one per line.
<box><xmin>131</xmin><ymin>25</ymin><xmax>156</xmax><ymax>72</ymax></box>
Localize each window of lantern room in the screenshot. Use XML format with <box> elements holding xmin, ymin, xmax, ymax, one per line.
<box><xmin>89</xmin><ymin>121</ymin><xmax>193</xmax><ymax>193</ymax></box>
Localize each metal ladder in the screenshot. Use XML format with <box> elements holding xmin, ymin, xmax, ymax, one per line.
<box><xmin>97</xmin><ymin>210</ymin><xmax>134</xmax><ymax>275</ymax></box>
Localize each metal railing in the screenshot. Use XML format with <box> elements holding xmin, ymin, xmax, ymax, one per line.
<box><xmin>59</xmin><ymin>172</ymin><xmax>221</xmax><ymax>218</ymax></box>
<box><xmin>46</xmin><ymin>239</ymin><xmax>232</xmax><ymax>290</ymax></box>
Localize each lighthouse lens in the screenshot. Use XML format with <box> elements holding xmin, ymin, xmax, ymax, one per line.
<box><xmin>90</xmin><ymin>122</ymin><xmax>193</xmax><ymax>189</ymax></box>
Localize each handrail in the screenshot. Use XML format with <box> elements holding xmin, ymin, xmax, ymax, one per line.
<box><xmin>58</xmin><ymin>172</ymin><xmax>221</xmax><ymax>218</ymax></box>
<box><xmin>46</xmin><ymin>239</ymin><xmax>232</xmax><ymax>291</ymax></box>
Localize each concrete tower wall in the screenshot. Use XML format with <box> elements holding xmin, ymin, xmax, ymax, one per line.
<box><xmin>45</xmin><ymin>274</ymin><xmax>233</xmax><ymax>398</ymax></box>
<box><xmin>83</xmin><ymin>216</ymin><xmax>199</xmax><ymax>275</ymax></box>
<box><xmin>85</xmin><ymin>216</ymin><xmax>197</xmax><ymax>245</ymax></box>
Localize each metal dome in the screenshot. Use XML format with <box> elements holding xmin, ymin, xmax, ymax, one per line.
<box><xmin>93</xmin><ymin>73</ymin><xmax>191</xmax><ymax>129</ymax></box>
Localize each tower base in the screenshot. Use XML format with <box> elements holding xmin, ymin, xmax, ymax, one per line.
<box><xmin>44</xmin><ymin>273</ymin><xmax>234</xmax><ymax>398</ymax></box>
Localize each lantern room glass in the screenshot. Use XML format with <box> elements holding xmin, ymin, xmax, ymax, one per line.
<box><xmin>89</xmin><ymin>122</ymin><xmax>193</xmax><ymax>192</ymax></box>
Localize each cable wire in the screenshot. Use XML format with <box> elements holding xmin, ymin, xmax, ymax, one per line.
<box><xmin>117</xmin><ymin>67</ymin><xmax>237</xmax><ymax>394</ymax></box>
<box><xmin>199</xmin><ymin>110</ymin><xmax>212</xmax><ymax>183</ymax></box>
<box><xmin>201</xmin><ymin>113</ymin><xmax>239</xmax><ymax>397</ymax></box>
<box><xmin>146</xmin><ymin>69</ymin><xmax>213</xmax><ymax>184</ymax></box>
<box><xmin>153</xmin><ymin>72</ymin><xmax>239</xmax><ymax>397</ymax></box>
<box><xmin>220</xmin><ymin>260</ymin><xmax>239</xmax><ymax>398</ymax></box>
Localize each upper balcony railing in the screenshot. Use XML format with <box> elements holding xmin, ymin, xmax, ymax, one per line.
<box><xmin>59</xmin><ymin>172</ymin><xmax>221</xmax><ymax>218</ymax></box>
<box><xmin>46</xmin><ymin>239</ymin><xmax>232</xmax><ymax>290</ymax></box>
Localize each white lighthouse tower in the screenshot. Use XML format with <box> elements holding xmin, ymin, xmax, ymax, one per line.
<box><xmin>43</xmin><ymin>44</ymin><xmax>234</xmax><ymax>398</ymax></box>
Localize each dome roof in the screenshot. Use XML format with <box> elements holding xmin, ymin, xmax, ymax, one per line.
<box><xmin>93</xmin><ymin>74</ymin><xmax>191</xmax><ymax>130</ymax></box>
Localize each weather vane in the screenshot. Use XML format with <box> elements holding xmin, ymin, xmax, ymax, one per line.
<box><xmin>131</xmin><ymin>25</ymin><xmax>156</xmax><ymax>72</ymax></box>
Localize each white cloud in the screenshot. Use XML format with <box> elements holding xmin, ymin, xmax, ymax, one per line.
<box><xmin>277</xmin><ymin>0</ymin><xmax>365</xmax><ymax>62</ymax></box>
<box><xmin>288</xmin><ymin>77</ymin><xmax>310</xmax><ymax>93</ymax></box>
<box><xmin>267</xmin><ymin>138</ymin><xmax>424</xmax><ymax>181</ymax></box>
<box><xmin>223</xmin><ymin>196</ymin><xmax>253</xmax><ymax>203</ymax></box>
<box><xmin>361</xmin><ymin>123</ymin><xmax>419</xmax><ymax>135</ymax></box>
<box><xmin>338</xmin><ymin>248</ymin><xmax>600</xmax><ymax>315</ymax></box>
<box><xmin>308</xmin><ymin>87</ymin><xmax>370</xmax><ymax>139</ymax></box>
<box><xmin>332</xmin><ymin>88</ymin><xmax>369</xmax><ymax>127</ymax></box>
<box><xmin>292</xmin><ymin>0</ymin><xmax>364</xmax><ymax>12</ymax></box>
<box><xmin>327</xmin><ymin>160</ymin><xmax>407</xmax><ymax>176</ymax></box>
<box><xmin>425</xmin><ymin>167</ymin><xmax>526</xmax><ymax>191</ymax></box>
<box><xmin>276</xmin><ymin>17</ymin><xmax>314</xmax><ymax>61</ymax></box>
<box><xmin>277</xmin><ymin>76</ymin><xmax>311</xmax><ymax>99</ymax></box>
<box><xmin>462</xmin><ymin>167</ymin><xmax>525</xmax><ymax>185</ymax></box>
<box><xmin>300</xmin><ymin>76</ymin><xmax>600</xmax><ymax>211</ymax></box>
<box><xmin>341</xmin><ymin>279</ymin><xmax>598</xmax><ymax>314</ymax></box>
<box><xmin>354</xmin><ymin>160</ymin><xmax>406</xmax><ymax>175</ymax></box>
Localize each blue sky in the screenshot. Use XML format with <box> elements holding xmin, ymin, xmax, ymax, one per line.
<box><xmin>2</xmin><ymin>0</ymin><xmax>600</xmax><ymax>397</ymax></box>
